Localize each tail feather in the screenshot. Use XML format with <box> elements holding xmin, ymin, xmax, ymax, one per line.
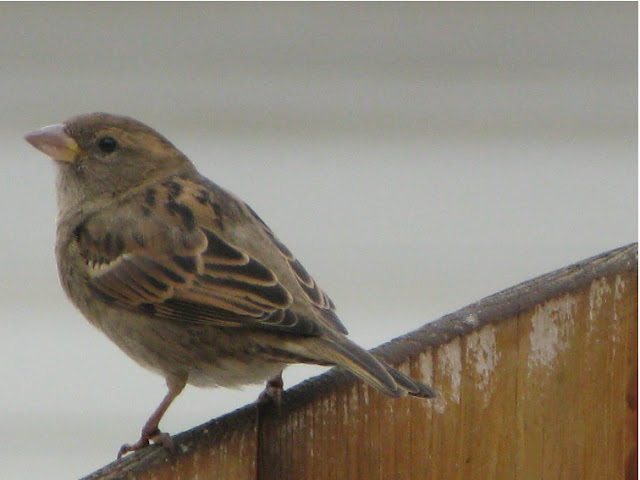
<box><xmin>294</xmin><ymin>334</ymin><xmax>436</xmax><ymax>398</ymax></box>
<box><xmin>384</xmin><ymin>363</ymin><xmax>437</xmax><ymax>398</ymax></box>
<box><xmin>313</xmin><ymin>336</ymin><xmax>402</xmax><ymax>397</ymax></box>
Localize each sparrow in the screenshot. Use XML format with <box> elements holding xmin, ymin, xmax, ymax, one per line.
<box><xmin>25</xmin><ymin>113</ymin><xmax>435</xmax><ymax>458</ymax></box>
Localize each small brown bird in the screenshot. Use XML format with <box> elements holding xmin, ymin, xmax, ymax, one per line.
<box><xmin>25</xmin><ymin>113</ymin><xmax>435</xmax><ymax>457</ymax></box>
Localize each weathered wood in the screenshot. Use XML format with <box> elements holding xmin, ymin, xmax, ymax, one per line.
<box><xmin>82</xmin><ymin>243</ymin><xmax>637</xmax><ymax>480</ymax></box>
<box><xmin>82</xmin><ymin>406</ymin><xmax>258</xmax><ymax>480</ymax></box>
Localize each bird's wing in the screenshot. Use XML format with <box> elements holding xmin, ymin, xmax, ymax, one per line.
<box><xmin>239</xmin><ymin>202</ymin><xmax>348</xmax><ymax>334</ymax></box>
<box><xmin>74</xmin><ymin>176</ymin><xmax>327</xmax><ymax>336</ymax></box>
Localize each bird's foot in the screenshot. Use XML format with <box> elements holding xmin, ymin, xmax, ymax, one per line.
<box><xmin>258</xmin><ymin>372</ymin><xmax>284</xmax><ymax>407</ymax></box>
<box><xmin>117</xmin><ymin>428</ymin><xmax>174</xmax><ymax>459</ymax></box>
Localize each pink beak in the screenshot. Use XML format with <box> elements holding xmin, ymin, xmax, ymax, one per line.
<box><xmin>25</xmin><ymin>124</ymin><xmax>80</xmax><ymax>163</ymax></box>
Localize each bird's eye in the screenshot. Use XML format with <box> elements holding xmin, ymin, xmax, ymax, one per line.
<box><xmin>97</xmin><ymin>136</ymin><xmax>118</xmax><ymax>154</ymax></box>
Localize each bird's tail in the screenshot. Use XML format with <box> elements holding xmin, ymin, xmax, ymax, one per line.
<box><xmin>384</xmin><ymin>362</ymin><xmax>437</xmax><ymax>398</ymax></box>
<box><xmin>296</xmin><ymin>334</ymin><xmax>436</xmax><ymax>398</ymax></box>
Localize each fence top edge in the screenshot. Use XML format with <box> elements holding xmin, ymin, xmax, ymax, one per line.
<box><xmin>377</xmin><ymin>241</ymin><xmax>637</xmax><ymax>361</ymax></box>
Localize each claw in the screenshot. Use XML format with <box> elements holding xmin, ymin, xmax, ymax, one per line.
<box><xmin>258</xmin><ymin>371</ymin><xmax>284</xmax><ymax>407</ymax></box>
<box><xmin>117</xmin><ymin>375</ymin><xmax>186</xmax><ymax>459</ymax></box>
<box><xmin>117</xmin><ymin>429</ymin><xmax>174</xmax><ymax>459</ymax></box>
<box><xmin>117</xmin><ymin>437</ymin><xmax>149</xmax><ymax>459</ymax></box>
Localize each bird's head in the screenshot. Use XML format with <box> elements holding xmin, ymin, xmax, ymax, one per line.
<box><xmin>25</xmin><ymin>113</ymin><xmax>195</xmax><ymax>209</ymax></box>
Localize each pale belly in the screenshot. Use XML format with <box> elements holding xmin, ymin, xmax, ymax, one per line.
<box><xmin>86</xmin><ymin>304</ymin><xmax>290</xmax><ymax>388</ymax></box>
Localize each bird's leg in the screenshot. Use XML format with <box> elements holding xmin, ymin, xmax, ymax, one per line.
<box><xmin>258</xmin><ymin>370</ymin><xmax>284</xmax><ymax>406</ymax></box>
<box><xmin>117</xmin><ymin>374</ymin><xmax>186</xmax><ymax>459</ymax></box>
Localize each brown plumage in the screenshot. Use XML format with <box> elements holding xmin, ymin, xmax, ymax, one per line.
<box><xmin>25</xmin><ymin>113</ymin><xmax>435</xmax><ymax>457</ymax></box>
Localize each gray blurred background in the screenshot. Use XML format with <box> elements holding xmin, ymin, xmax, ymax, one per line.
<box><xmin>1</xmin><ymin>3</ymin><xmax>636</xmax><ymax>479</ymax></box>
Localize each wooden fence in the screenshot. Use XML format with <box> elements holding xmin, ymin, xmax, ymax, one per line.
<box><xmin>83</xmin><ymin>243</ymin><xmax>637</xmax><ymax>480</ymax></box>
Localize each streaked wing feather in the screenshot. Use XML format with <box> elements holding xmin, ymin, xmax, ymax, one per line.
<box><xmin>78</xmin><ymin>177</ymin><xmax>322</xmax><ymax>336</ymax></box>
<box><xmin>151</xmin><ymin>298</ymin><xmax>318</xmax><ymax>335</ymax></box>
<box><xmin>242</xmin><ymin>203</ymin><xmax>348</xmax><ymax>334</ymax></box>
